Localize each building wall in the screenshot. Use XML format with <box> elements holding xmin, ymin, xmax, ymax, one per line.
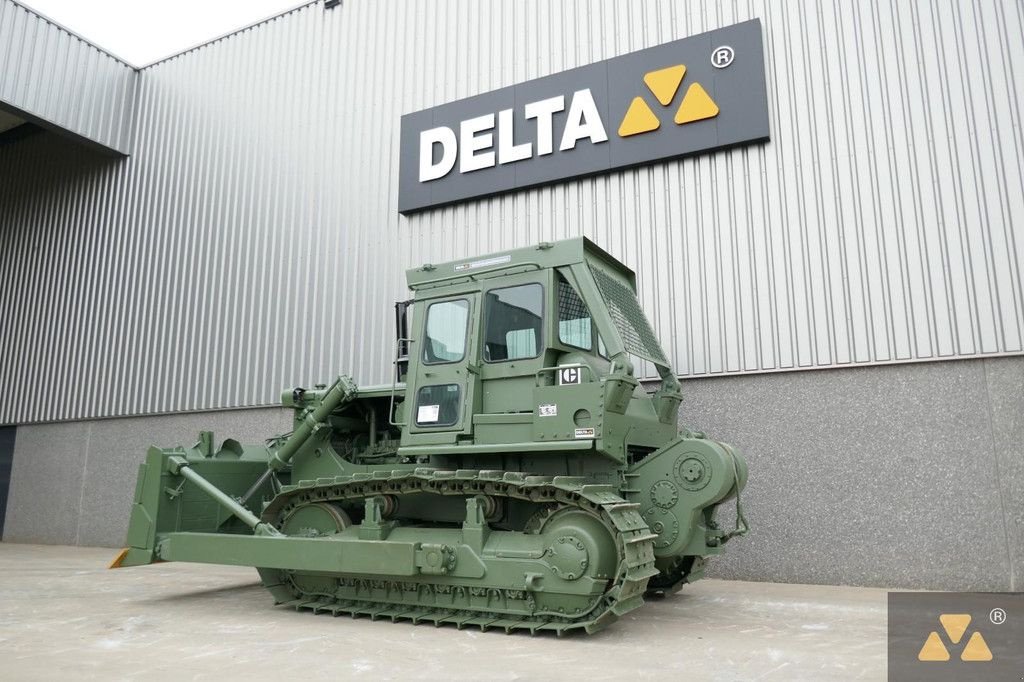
<box><xmin>0</xmin><ymin>0</ymin><xmax>136</xmax><ymax>154</ymax></box>
<box><xmin>4</xmin><ymin>355</ymin><xmax>1020</xmax><ymax>591</ymax></box>
<box><xmin>688</xmin><ymin>355</ymin><xmax>1023</xmax><ymax>591</ymax></box>
<box><xmin>2</xmin><ymin>0</ymin><xmax>1023</xmax><ymax>426</ymax></box>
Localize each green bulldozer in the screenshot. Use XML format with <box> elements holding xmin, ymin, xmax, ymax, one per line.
<box><xmin>113</xmin><ymin>237</ymin><xmax>748</xmax><ymax>634</ymax></box>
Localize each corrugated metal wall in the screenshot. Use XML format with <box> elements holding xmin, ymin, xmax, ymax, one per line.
<box><xmin>1</xmin><ymin>0</ymin><xmax>1023</xmax><ymax>424</ymax></box>
<box><xmin>0</xmin><ymin>0</ymin><xmax>136</xmax><ymax>154</ymax></box>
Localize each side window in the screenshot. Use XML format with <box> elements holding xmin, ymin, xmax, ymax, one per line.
<box><xmin>483</xmin><ymin>283</ymin><xmax>543</xmax><ymax>362</ymax></box>
<box><xmin>423</xmin><ymin>299</ymin><xmax>469</xmax><ymax>364</ymax></box>
<box><xmin>557</xmin><ymin>276</ymin><xmax>592</xmax><ymax>351</ymax></box>
<box><xmin>415</xmin><ymin>384</ymin><xmax>462</xmax><ymax>426</ymax></box>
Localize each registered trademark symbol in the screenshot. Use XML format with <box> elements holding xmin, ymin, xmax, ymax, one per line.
<box><xmin>990</xmin><ymin>607</ymin><xmax>1006</xmax><ymax>625</ymax></box>
<box><xmin>711</xmin><ymin>45</ymin><xmax>734</xmax><ymax>68</ymax></box>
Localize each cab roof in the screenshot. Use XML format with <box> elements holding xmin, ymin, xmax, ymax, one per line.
<box><xmin>405</xmin><ymin>237</ymin><xmax>636</xmax><ymax>292</ymax></box>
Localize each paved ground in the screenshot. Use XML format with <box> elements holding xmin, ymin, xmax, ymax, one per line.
<box><xmin>0</xmin><ymin>544</ymin><xmax>887</xmax><ymax>680</ymax></box>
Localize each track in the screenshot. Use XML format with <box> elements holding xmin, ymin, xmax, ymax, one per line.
<box><xmin>257</xmin><ymin>468</ymin><xmax>659</xmax><ymax>635</ymax></box>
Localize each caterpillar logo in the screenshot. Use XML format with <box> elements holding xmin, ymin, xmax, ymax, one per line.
<box><xmin>398</xmin><ymin>19</ymin><xmax>769</xmax><ymax>213</ymax></box>
<box><xmin>618</xmin><ymin>65</ymin><xmax>719</xmax><ymax>137</ymax></box>
<box><xmin>918</xmin><ymin>614</ymin><xmax>993</xmax><ymax>662</ymax></box>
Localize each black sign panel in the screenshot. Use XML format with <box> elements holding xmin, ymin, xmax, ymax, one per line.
<box><xmin>399</xmin><ymin>19</ymin><xmax>769</xmax><ymax>213</ymax></box>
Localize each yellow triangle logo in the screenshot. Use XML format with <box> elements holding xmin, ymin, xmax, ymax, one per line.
<box><xmin>918</xmin><ymin>614</ymin><xmax>994</xmax><ymax>663</ymax></box>
<box><xmin>617</xmin><ymin>62</ymin><xmax>722</xmax><ymax>137</ymax></box>
<box><xmin>674</xmin><ymin>82</ymin><xmax>719</xmax><ymax>124</ymax></box>
<box><xmin>939</xmin><ymin>614</ymin><xmax>971</xmax><ymax>644</ymax></box>
<box><xmin>618</xmin><ymin>97</ymin><xmax>660</xmax><ymax>137</ymax></box>
<box><xmin>960</xmin><ymin>632</ymin><xmax>993</xmax><ymax>662</ymax></box>
<box><xmin>918</xmin><ymin>631</ymin><xmax>950</xmax><ymax>661</ymax></box>
<box><xmin>643</xmin><ymin>64</ymin><xmax>686</xmax><ymax>106</ymax></box>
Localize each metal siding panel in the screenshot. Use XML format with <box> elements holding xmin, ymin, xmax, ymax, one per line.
<box><xmin>0</xmin><ymin>0</ymin><xmax>136</xmax><ymax>153</ymax></box>
<box><xmin>1</xmin><ymin>0</ymin><xmax>1023</xmax><ymax>425</ymax></box>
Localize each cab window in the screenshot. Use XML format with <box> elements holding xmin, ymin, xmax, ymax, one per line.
<box><xmin>557</xmin><ymin>276</ymin><xmax>592</xmax><ymax>351</ymax></box>
<box><xmin>415</xmin><ymin>383</ymin><xmax>461</xmax><ymax>426</ymax></box>
<box><xmin>423</xmin><ymin>299</ymin><xmax>469</xmax><ymax>364</ymax></box>
<box><xmin>483</xmin><ymin>283</ymin><xmax>543</xmax><ymax>362</ymax></box>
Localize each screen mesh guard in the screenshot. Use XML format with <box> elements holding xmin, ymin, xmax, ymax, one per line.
<box><xmin>588</xmin><ymin>264</ymin><xmax>668</xmax><ymax>366</ymax></box>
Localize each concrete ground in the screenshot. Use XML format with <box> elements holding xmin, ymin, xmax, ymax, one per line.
<box><xmin>0</xmin><ymin>544</ymin><xmax>887</xmax><ymax>681</ymax></box>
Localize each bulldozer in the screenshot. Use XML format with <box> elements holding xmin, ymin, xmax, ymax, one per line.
<box><xmin>113</xmin><ymin>237</ymin><xmax>748</xmax><ymax>634</ymax></box>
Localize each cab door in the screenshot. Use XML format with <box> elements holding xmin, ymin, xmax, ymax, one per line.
<box><xmin>402</xmin><ymin>292</ymin><xmax>481</xmax><ymax>445</ymax></box>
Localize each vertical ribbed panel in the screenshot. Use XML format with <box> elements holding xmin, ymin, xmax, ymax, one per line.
<box><xmin>0</xmin><ymin>0</ymin><xmax>136</xmax><ymax>153</ymax></box>
<box><xmin>1</xmin><ymin>0</ymin><xmax>1022</xmax><ymax>424</ymax></box>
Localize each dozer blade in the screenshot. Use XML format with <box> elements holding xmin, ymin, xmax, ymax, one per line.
<box><xmin>113</xmin><ymin>447</ymin><xmax>273</xmax><ymax>568</ymax></box>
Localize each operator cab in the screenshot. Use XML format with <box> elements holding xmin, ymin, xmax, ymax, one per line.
<box><xmin>393</xmin><ymin>238</ymin><xmax>681</xmax><ymax>461</ymax></box>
